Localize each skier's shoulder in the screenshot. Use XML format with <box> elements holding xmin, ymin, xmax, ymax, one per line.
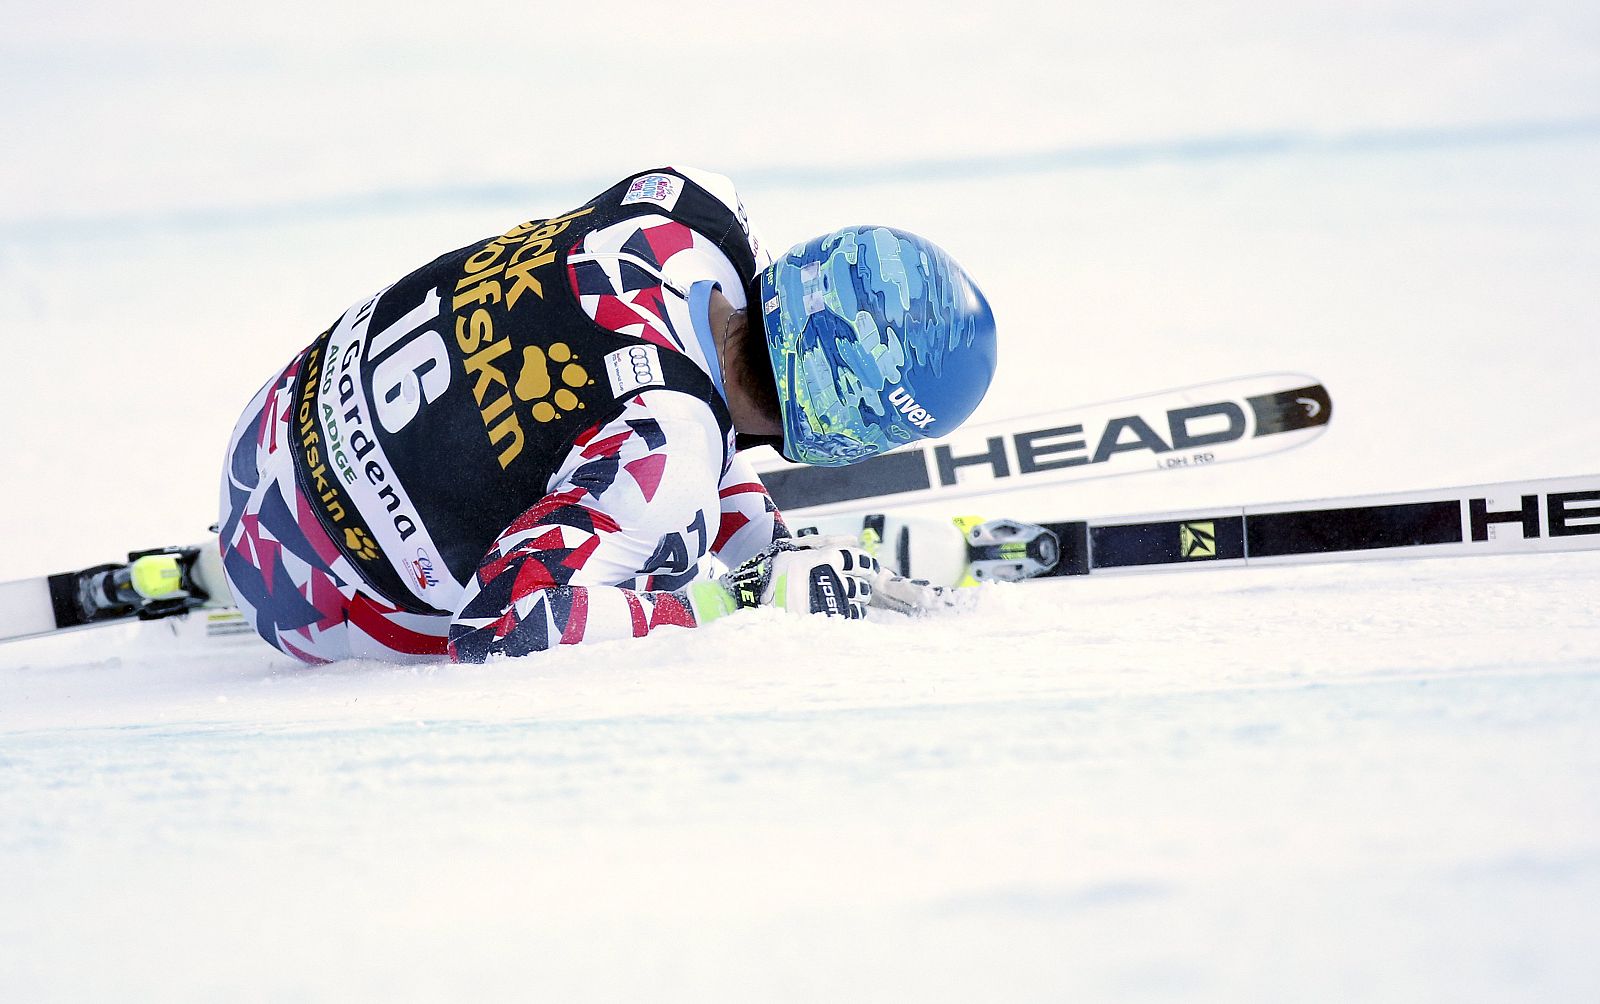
<box><xmin>567</xmin><ymin>391</ymin><xmax>726</xmax><ymax>468</ymax></box>
<box><xmin>549</xmin><ymin>391</ymin><xmax>729</xmax><ymax>512</ymax></box>
<box><xmin>600</xmin><ymin>166</ymin><xmax>769</xmax><ymax>271</ymax></box>
<box><xmin>607</xmin><ymin>165</ymin><xmax>740</xmax><ymax>212</ymax></box>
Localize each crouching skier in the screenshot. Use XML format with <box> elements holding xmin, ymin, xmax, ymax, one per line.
<box><xmin>217</xmin><ymin>168</ymin><xmax>997</xmax><ymax>664</ymax></box>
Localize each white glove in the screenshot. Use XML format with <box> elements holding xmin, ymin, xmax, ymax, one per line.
<box><xmin>869</xmin><ymin>570</ymin><xmax>963</xmax><ymax>616</ymax></box>
<box><xmin>687</xmin><ymin>536</ymin><xmax>878</xmax><ymax>621</ymax></box>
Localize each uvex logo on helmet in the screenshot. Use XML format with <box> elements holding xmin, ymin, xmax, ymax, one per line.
<box><xmin>887</xmin><ymin>387</ymin><xmax>937</xmax><ymax>430</ymax></box>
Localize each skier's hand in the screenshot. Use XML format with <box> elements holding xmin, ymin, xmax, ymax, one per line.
<box><xmin>869</xmin><ymin>570</ymin><xmax>962</xmax><ymax>616</ymax></box>
<box><xmin>706</xmin><ymin>536</ymin><xmax>878</xmax><ymax>619</ymax></box>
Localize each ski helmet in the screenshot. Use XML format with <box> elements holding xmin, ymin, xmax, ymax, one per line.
<box><xmin>757</xmin><ymin>226</ymin><xmax>997</xmax><ymax>466</ymax></box>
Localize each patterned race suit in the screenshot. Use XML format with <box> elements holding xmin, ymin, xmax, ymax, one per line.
<box><xmin>218</xmin><ymin>168</ymin><xmax>785</xmax><ymax>664</ymax></box>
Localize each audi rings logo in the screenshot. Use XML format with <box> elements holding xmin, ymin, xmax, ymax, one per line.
<box><xmin>605</xmin><ymin>343</ymin><xmax>664</xmax><ymax>396</ymax></box>
<box><xmin>625</xmin><ymin>346</ymin><xmax>654</xmax><ymax>382</ymax></box>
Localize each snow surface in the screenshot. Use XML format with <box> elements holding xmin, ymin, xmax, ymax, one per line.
<box><xmin>3</xmin><ymin>1</ymin><xmax>1600</xmax><ymax>1000</ymax></box>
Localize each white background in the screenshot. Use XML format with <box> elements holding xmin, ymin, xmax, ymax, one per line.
<box><xmin>2</xmin><ymin>2</ymin><xmax>1598</xmax><ymax>1000</ymax></box>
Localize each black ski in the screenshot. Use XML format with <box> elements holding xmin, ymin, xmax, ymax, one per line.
<box><xmin>973</xmin><ymin>474</ymin><xmax>1600</xmax><ymax>580</ymax></box>
<box><xmin>793</xmin><ymin>474</ymin><xmax>1600</xmax><ymax>586</ymax></box>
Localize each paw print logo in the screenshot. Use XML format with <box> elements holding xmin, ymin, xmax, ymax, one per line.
<box><xmin>344</xmin><ymin>526</ymin><xmax>379</xmax><ymax>560</ymax></box>
<box><xmin>515</xmin><ymin>341</ymin><xmax>593</xmax><ymax>423</ymax></box>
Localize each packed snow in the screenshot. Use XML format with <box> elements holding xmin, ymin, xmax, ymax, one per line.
<box><xmin>3</xmin><ymin>2</ymin><xmax>1599</xmax><ymax>1000</ymax></box>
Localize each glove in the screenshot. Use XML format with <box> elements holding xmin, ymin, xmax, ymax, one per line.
<box><xmin>688</xmin><ymin>536</ymin><xmax>878</xmax><ymax>621</ymax></box>
<box><xmin>869</xmin><ymin>570</ymin><xmax>962</xmax><ymax>617</ymax></box>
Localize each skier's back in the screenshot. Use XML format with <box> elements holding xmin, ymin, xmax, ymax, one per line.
<box><xmin>217</xmin><ymin>167</ymin><xmax>996</xmax><ymax>663</ymax></box>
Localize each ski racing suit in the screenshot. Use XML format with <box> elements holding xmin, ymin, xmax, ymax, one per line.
<box><xmin>218</xmin><ymin>168</ymin><xmax>787</xmax><ymax>664</ymax></box>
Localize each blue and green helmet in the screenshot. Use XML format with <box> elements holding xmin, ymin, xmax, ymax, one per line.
<box><xmin>757</xmin><ymin>226</ymin><xmax>997</xmax><ymax>466</ymax></box>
